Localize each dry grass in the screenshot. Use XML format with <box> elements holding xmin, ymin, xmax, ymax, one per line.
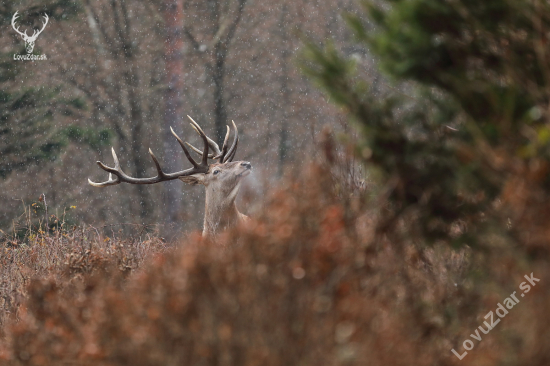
<box><xmin>0</xmin><ymin>219</ymin><xmax>168</xmax><ymax>332</ymax></box>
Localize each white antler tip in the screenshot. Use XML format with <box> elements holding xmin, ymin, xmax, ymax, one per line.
<box><xmin>110</xmin><ymin>147</ymin><xmax>120</xmax><ymax>165</ymax></box>
<box><xmin>189</xmin><ymin>123</ymin><xmax>200</xmax><ymax>132</ymax></box>
<box><xmin>170</xmin><ymin>126</ymin><xmax>183</xmax><ymax>141</ymax></box>
<box><xmin>88</xmin><ymin>178</ymin><xmax>102</xmax><ymax>187</ymax></box>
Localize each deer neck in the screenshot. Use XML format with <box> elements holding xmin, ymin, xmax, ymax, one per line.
<box><xmin>202</xmin><ymin>184</ymin><xmax>242</xmax><ymax>237</ymax></box>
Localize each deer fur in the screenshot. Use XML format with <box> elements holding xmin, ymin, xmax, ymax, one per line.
<box><xmin>180</xmin><ymin>161</ymin><xmax>251</xmax><ymax>237</ymax></box>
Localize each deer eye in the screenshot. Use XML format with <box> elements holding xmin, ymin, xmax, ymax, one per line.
<box><xmin>213</xmin><ymin>170</ymin><xmax>220</xmax><ymax>175</ymax></box>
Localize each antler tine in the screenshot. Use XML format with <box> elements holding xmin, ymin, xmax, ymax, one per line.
<box><xmin>185</xmin><ymin>139</ymin><xmax>219</xmax><ymax>158</ymax></box>
<box><xmin>217</xmin><ymin>125</ymin><xmax>231</xmax><ymax>161</ymax></box>
<box><xmin>111</xmin><ymin>147</ymin><xmax>120</xmax><ymax>169</ymax></box>
<box><xmin>185</xmin><ymin>142</ymin><xmax>209</xmax><ymax>157</ymax></box>
<box><xmin>92</xmin><ymin>147</ymin><xmax>121</xmax><ymax>173</ymax></box>
<box><xmin>88</xmin><ymin>165</ymin><xmax>119</xmax><ymax>186</ymax></box>
<box><xmin>184</xmin><ymin>117</ymin><xmax>229</xmax><ymax>160</ymax></box>
<box><xmin>187</xmin><ymin>115</ymin><xmax>209</xmax><ymax>166</ymax></box>
<box><xmin>170</xmin><ymin>126</ymin><xmax>199</xmax><ymax>168</ymax></box>
<box><xmin>186</xmin><ymin>118</ymin><xmax>221</xmax><ymax>157</ymax></box>
<box><xmin>88</xmin><ymin>148</ymin><xmax>122</xmax><ymax>187</ymax></box>
<box><xmin>223</xmin><ymin>121</ymin><xmax>239</xmax><ymax>163</ymax></box>
<box><xmin>88</xmin><ymin>175</ymin><xmax>119</xmax><ymax>187</ymax></box>
<box><xmin>226</xmin><ymin>134</ymin><xmax>239</xmax><ymax>162</ymax></box>
<box><xmin>148</xmin><ymin>148</ymin><xmax>167</xmax><ymax>177</ymax></box>
<box><xmin>205</xmin><ymin>133</ymin><xmax>222</xmax><ymax>156</ymax></box>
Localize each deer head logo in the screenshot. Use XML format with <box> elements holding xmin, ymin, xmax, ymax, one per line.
<box><xmin>11</xmin><ymin>11</ymin><xmax>49</xmax><ymax>54</ymax></box>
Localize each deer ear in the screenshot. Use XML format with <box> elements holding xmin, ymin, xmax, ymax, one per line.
<box><xmin>179</xmin><ymin>173</ymin><xmax>205</xmax><ymax>186</ymax></box>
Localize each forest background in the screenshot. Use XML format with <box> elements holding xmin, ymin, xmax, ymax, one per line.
<box><xmin>0</xmin><ymin>0</ymin><xmax>369</xmax><ymax>238</ymax></box>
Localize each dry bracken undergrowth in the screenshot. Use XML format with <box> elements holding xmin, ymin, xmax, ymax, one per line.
<box><xmin>0</xmin><ymin>163</ymin><xmax>547</xmax><ymax>366</ymax></box>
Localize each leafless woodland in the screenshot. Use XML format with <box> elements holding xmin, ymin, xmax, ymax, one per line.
<box><xmin>0</xmin><ymin>0</ymin><xmax>373</xmax><ymax>238</ymax></box>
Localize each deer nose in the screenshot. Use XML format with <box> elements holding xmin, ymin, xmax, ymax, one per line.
<box><xmin>241</xmin><ymin>161</ymin><xmax>252</xmax><ymax>170</ymax></box>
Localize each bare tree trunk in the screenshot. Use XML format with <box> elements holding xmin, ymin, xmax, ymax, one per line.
<box><xmin>213</xmin><ymin>46</ymin><xmax>228</xmax><ymax>144</ymax></box>
<box><xmin>162</xmin><ymin>0</ymin><xmax>184</xmax><ymax>236</ymax></box>
<box><xmin>129</xmin><ymin>91</ymin><xmax>151</xmax><ymax>221</ymax></box>
<box><xmin>113</xmin><ymin>0</ymin><xmax>153</xmax><ymax>221</ymax></box>
<box><xmin>211</xmin><ymin>0</ymin><xmax>248</xmax><ymax>144</ymax></box>
<box><xmin>278</xmin><ymin>4</ymin><xmax>291</xmax><ymax>177</ymax></box>
<box><xmin>182</xmin><ymin>0</ymin><xmax>247</xmax><ymax>145</ymax></box>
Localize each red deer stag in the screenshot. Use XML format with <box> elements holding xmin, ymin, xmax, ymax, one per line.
<box><xmin>88</xmin><ymin>116</ymin><xmax>252</xmax><ymax>237</ymax></box>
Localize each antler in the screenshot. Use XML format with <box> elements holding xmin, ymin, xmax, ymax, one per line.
<box><xmin>28</xmin><ymin>13</ymin><xmax>49</xmax><ymax>41</ymax></box>
<box><xmin>186</xmin><ymin>119</ymin><xmax>239</xmax><ymax>163</ymax></box>
<box><xmin>11</xmin><ymin>11</ymin><xmax>27</xmax><ymax>38</ymax></box>
<box><xmin>88</xmin><ymin>116</ymin><xmax>210</xmax><ymax>187</ymax></box>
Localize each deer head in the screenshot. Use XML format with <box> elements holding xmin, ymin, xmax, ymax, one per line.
<box><xmin>89</xmin><ymin>116</ymin><xmax>252</xmax><ymax>237</ymax></box>
<box><xmin>12</xmin><ymin>11</ymin><xmax>49</xmax><ymax>54</ymax></box>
